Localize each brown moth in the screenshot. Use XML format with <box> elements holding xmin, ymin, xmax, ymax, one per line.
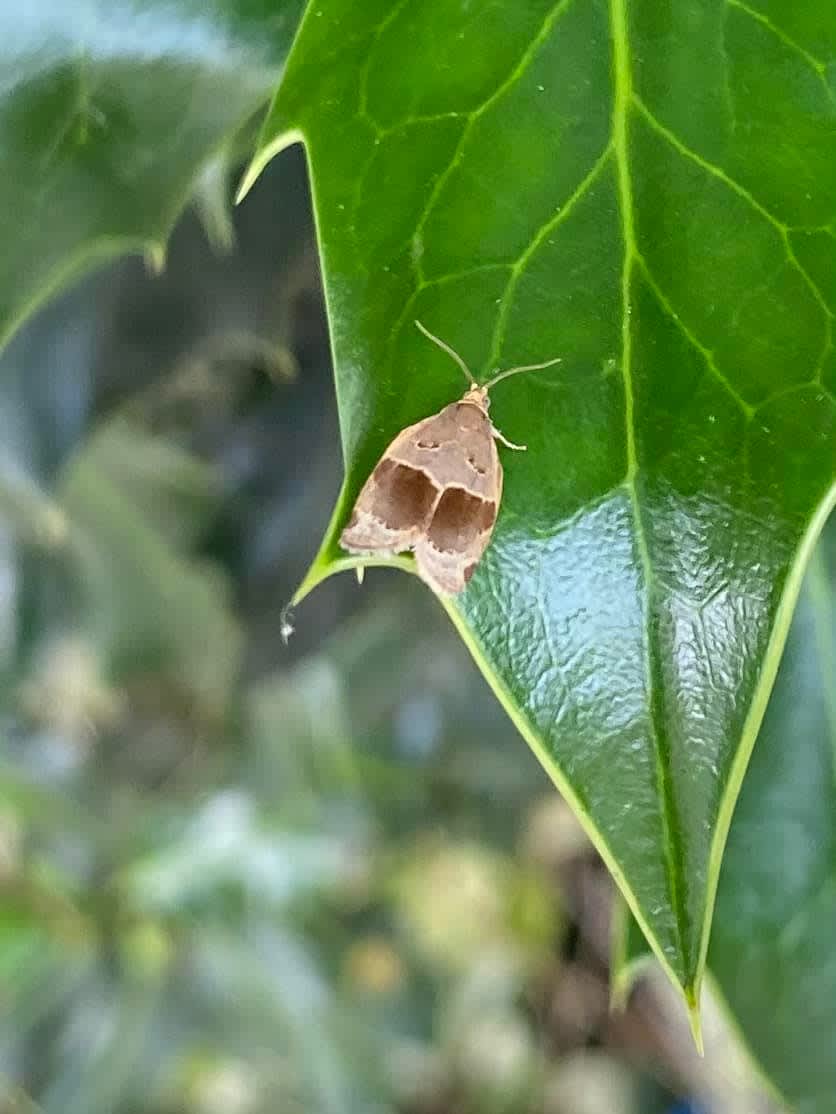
<box><xmin>340</xmin><ymin>321</ymin><xmax>561</xmax><ymax>595</ymax></box>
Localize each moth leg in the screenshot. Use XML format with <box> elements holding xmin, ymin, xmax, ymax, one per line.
<box><xmin>491</xmin><ymin>425</ymin><xmax>526</xmax><ymax>451</ymax></box>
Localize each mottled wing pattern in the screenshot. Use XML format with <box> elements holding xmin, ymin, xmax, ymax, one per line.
<box><xmin>340</xmin><ymin>400</ymin><xmax>502</xmax><ymax>595</ymax></box>
<box><xmin>414</xmin><ymin>481</ymin><xmax>500</xmax><ymax>593</ymax></box>
<box><xmin>339</xmin><ymin>416</ymin><xmax>444</xmax><ymax>556</ymax></box>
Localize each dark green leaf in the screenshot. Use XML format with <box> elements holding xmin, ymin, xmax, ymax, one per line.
<box><xmin>709</xmin><ymin>519</ymin><xmax>836</xmax><ymax>1113</ymax></box>
<box><xmin>0</xmin><ymin>0</ymin><xmax>305</xmax><ymax>346</ymax></box>
<box><xmin>614</xmin><ymin>516</ymin><xmax>836</xmax><ymax>1108</ymax></box>
<box><xmin>245</xmin><ymin>0</ymin><xmax>836</xmax><ymax>1006</ymax></box>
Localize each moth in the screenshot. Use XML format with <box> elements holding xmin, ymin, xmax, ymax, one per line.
<box><xmin>340</xmin><ymin>320</ymin><xmax>561</xmax><ymax>595</ymax></box>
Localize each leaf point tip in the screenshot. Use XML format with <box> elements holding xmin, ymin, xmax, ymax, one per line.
<box><xmin>685</xmin><ymin>985</ymin><xmax>704</xmax><ymax>1055</ymax></box>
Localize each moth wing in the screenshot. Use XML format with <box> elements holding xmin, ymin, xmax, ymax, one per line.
<box><xmin>340</xmin><ymin>416</ymin><xmax>444</xmax><ymax>557</ymax></box>
<box><xmin>415</xmin><ymin>443</ymin><xmax>502</xmax><ymax>595</ymax></box>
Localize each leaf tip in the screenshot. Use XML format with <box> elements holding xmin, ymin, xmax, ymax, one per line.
<box><xmin>684</xmin><ymin>984</ymin><xmax>704</xmax><ymax>1055</ymax></box>
<box><xmin>235</xmin><ymin>161</ymin><xmax>261</xmax><ymax>206</ymax></box>
<box><xmin>236</xmin><ymin>128</ymin><xmax>305</xmax><ymax>205</ymax></box>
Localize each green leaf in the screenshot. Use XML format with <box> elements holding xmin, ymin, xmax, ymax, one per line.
<box><xmin>0</xmin><ymin>0</ymin><xmax>305</xmax><ymax>346</ymax></box>
<box><xmin>614</xmin><ymin>517</ymin><xmax>836</xmax><ymax>1108</ymax></box>
<box><xmin>709</xmin><ymin>520</ymin><xmax>836</xmax><ymax>1112</ymax></box>
<box><xmin>58</xmin><ymin>419</ymin><xmax>242</xmax><ymax>714</ymax></box>
<box><xmin>244</xmin><ymin>0</ymin><xmax>836</xmax><ymax>1008</ymax></box>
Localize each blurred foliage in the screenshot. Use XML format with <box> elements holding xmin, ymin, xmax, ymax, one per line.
<box><xmin>0</xmin><ymin>153</ymin><xmax>772</xmax><ymax>1114</ymax></box>
<box><xmin>0</xmin><ymin>0</ymin><xmax>306</xmax><ymax>345</ymax></box>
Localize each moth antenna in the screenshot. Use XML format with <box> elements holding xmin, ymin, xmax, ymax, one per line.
<box><xmin>415</xmin><ymin>320</ymin><xmax>476</xmax><ymax>386</ymax></box>
<box><xmin>483</xmin><ymin>354</ymin><xmax>562</xmax><ymax>390</ymax></box>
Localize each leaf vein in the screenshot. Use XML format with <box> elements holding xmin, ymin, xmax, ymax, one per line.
<box><xmin>635</xmin><ymin>254</ymin><xmax>755</xmax><ymax>418</ymax></box>
<box><xmin>754</xmin><ymin>380</ymin><xmax>836</xmax><ymax>412</ymax></box>
<box><xmin>358</xmin><ymin>0</ymin><xmax>416</xmax><ymax>132</ymax></box>
<box><xmin>718</xmin><ymin>1</ymin><xmax>739</xmax><ymax>134</ymax></box>
<box><xmin>377</xmin><ymin>111</ymin><xmax>467</xmax><ymax>137</ymax></box>
<box><xmin>634</xmin><ymin>94</ymin><xmax>834</xmax><ymax>346</ymax></box>
<box><xmin>410</xmin><ymin>0</ymin><xmax>581</xmax><ymax>283</ymax></box>
<box><xmin>633</xmin><ymin>94</ymin><xmax>782</xmax><ymax>228</ymax></box>
<box><xmin>611</xmin><ymin>0</ymin><xmax>692</xmax><ymax>981</ymax></box>
<box><xmin>726</xmin><ymin>0</ymin><xmax>832</xmax><ymax>98</ymax></box>
<box><xmin>488</xmin><ymin>143</ymin><xmax>614</xmax><ymax>366</ymax></box>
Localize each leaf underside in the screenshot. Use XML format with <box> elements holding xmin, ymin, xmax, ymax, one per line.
<box><xmin>248</xmin><ymin>0</ymin><xmax>835</xmax><ymax>1005</ymax></box>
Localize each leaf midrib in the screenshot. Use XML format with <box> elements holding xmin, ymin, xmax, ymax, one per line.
<box><xmin>609</xmin><ymin>0</ymin><xmax>692</xmax><ymax>983</ymax></box>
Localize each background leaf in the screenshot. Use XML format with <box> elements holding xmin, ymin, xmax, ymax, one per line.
<box><xmin>614</xmin><ymin>517</ymin><xmax>836</xmax><ymax>1113</ymax></box>
<box><xmin>709</xmin><ymin>520</ymin><xmax>836</xmax><ymax>1113</ymax></box>
<box><xmin>0</xmin><ymin>0</ymin><xmax>305</xmax><ymax>346</ymax></box>
<box><xmin>58</xmin><ymin>419</ymin><xmax>242</xmax><ymax>715</ymax></box>
<box><xmin>246</xmin><ymin>0</ymin><xmax>836</xmax><ymax>1008</ymax></box>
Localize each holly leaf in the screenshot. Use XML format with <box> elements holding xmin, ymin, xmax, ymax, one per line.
<box><xmin>0</xmin><ymin>0</ymin><xmax>304</xmax><ymax>346</ymax></box>
<box><xmin>709</xmin><ymin>520</ymin><xmax>836</xmax><ymax>1111</ymax></box>
<box><xmin>244</xmin><ymin>0</ymin><xmax>836</xmax><ymax>1014</ymax></box>
<box><xmin>614</xmin><ymin>519</ymin><xmax>836</xmax><ymax>1106</ymax></box>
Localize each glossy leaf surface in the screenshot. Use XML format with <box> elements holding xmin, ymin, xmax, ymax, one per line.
<box><xmin>0</xmin><ymin>0</ymin><xmax>304</xmax><ymax>345</ymax></box>
<box><xmin>246</xmin><ymin>0</ymin><xmax>836</xmax><ymax>1002</ymax></box>
<box><xmin>709</xmin><ymin>520</ymin><xmax>836</xmax><ymax>1113</ymax></box>
<box><xmin>616</xmin><ymin>518</ymin><xmax>836</xmax><ymax>1108</ymax></box>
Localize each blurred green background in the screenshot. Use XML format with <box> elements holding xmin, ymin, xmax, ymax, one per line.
<box><xmin>0</xmin><ymin>150</ymin><xmax>788</xmax><ymax>1114</ymax></box>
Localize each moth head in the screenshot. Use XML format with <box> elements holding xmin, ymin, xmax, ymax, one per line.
<box><xmin>462</xmin><ymin>384</ymin><xmax>490</xmax><ymax>411</ymax></box>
